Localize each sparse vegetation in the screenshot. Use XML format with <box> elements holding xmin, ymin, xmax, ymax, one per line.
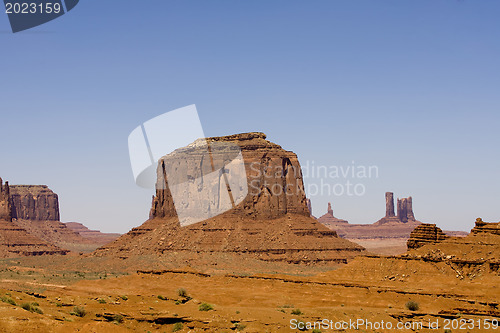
<box><xmin>120</xmin><ymin>295</ymin><xmax>128</xmax><ymax>301</ymax></box>
<box><xmin>198</xmin><ymin>302</ymin><xmax>213</xmax><ymax>311</ymax></box>
<box><xmin>0</xmin><ymin>295</ymin><xmax>16</xmax><ymax>306</ymax></box>
<box><xmin>70</xmin><ymin>306</ymin><xmax>87</xmax><ymax>317</ymax></box>
<box><xmin>444</xmin><ymin>330</ymin><xmax>452</xmax><ymax>333</ymax></box>
<box><xmin>158</xmin><ymin>295</ymin><xmax>167</xmax><ymax>301</ymax></box>
<box><xmin>405</xmin><ymin>300</ymin><xmax>419</xmax><ymax>311</ymax></box>
<box><xmin>291</xmin><ymin>308</ymin><xmax>303</xmax><ymax>315</ymax></box>
<box><xmin>177</xmin><ymin>288</ymin><xmax>188</xmax><ymax>297</ymax></box>
<box><xmin>312</xmin><ymin>329</ymin><xmax>322</xmax><ymax>333</ymax></box>
<box><xmin>98</xmin><ymin>298</ymin><xmax>106</xmax><ymax>304</ymax></box>
<box><xmin>112</xmin><ymin>314</ymin><xmax>124</xmax><ymax>323</ymax></box>
<box><xmin>281</xmin><ymin>304</ymin><xmax>294</xmax><ymax>308</ymax></box>
<box><xmin>234</xmin><ymin>323</ymin><xmax>246</xmax><ymax>331</ymax></box>
<box><xmin>172</xmin><ymin>322</ymin><xmax>183</xmax><ymax>332</ymax></box>
<box><xmin>21</xmin><ymin>302</ymin><xmax>43</xmax><ymax>314</ymax></box>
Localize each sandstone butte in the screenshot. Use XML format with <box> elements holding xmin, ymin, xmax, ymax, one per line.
<box><xmin>95</xmin><ymin>132</ymin><xmax>366</xmax><ymax>264</ymax></box>
<box><xmin>0</xmin><ymin>179</ymin><xmax>120</xmax><ymax>256</ymax></box>
<box><xmin>0</xmin><ymin>178</ymin><xmax>68</xmax><ymax>257</ymax></box>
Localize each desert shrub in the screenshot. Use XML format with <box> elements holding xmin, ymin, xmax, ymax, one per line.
<box><xmin>0</xmin><ymin>296</ymin><xmax>16</xmax><ymax>306</ymax></box>
<box><xmin>234</xmin><ymin>323</ymin><xmax>246</xmax><ymax>331</ymax></box>
<box><xmin>172</xmin><ymin>322</ymin><xmax>183</xmax><ymax>332</ymax></box>
<box><xmin>312</xmin><ymin>329</ymin><xmax>322</xmax><ymax>333</ymax></box>
<box><xmin>198</xmin><ymin>303</ymin><xmax>213</xmax><ymax>311</ymax></box>
<box><xmin>405</xmin><ymin>300</ymin><xmax>419</xmax><ymax>311</ymax></box>
<box><xmin>120</xmin><ymin>295</ymin><xmax>128</xmax><ymax>301</ymax></box>
<box><xmin>21</xmin><ymin>302</ymin><xmax>43</xmax><ymax>314</ymax></box>
<box><xmin>70</xmin><ymin>306</ymin><xmax>87</xmax><ymax>317</ymax></box>
<box><xmin>281</xmin><ymin>304</ymin><xmax>294</xmax><ymax>308</ymax></box>
<box><xmin>444</xmin><ymin>330</ymin><xmax>452</xmax><ymax>333</ymax></box>
<box><xmin>158</xmin><ymin>295</ymin><xmax>167</xmax><ymax>301</ymax></box>
<box><xmin>98</xmin><ymin>298</ymin><xmax>106</xmax><ymax>304</ymax></box>
<box><xmin>177</xmin><ymin>288</ymin><xmax>188</xmax><ymax>297</ymax></box>
<box><xmin>113</xmin><ymin>314</ymin><xmax>124</xmax><ymax>323</ymax></box>
<box><xmin>291</xmin><ymin>308</ymin><xmax>303</xmax><ymax>315</ymax></box>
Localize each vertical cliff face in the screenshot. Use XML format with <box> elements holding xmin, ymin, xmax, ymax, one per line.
<box><xmin>10</xmin><ymin>185</ymin><xmax>60</xmax><ymax>221</ymax></box>
<box><xmin>150</xmin><ymin>132</ymin><xmax>310</xmax><ymax>220</ymax></box>
<box><xmin>397</xmin><ymin>197</ymin><xmax>415</xmax><ymax>223</ymax></box>
<box><xmin>0</xmin><ymin>178</ymin><xmax>11</xmax><ymax>221</ymax></box>
<box><xmin>385</xmin><ymin>192</ymin><xmax>395</xmax><ymax>217</ymax></box>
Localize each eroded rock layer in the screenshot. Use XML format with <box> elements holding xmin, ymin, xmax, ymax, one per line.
<box><xmin>407</xmin><ymin>223</ymin><xmax>449</xmax><ymax>249</ymax></box>
<box><xmin>97</xmin><ymin>132</ymin><xmax>366</xmax><ymax>264</ymax></box>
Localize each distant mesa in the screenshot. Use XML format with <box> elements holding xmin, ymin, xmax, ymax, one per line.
<box><xmin>0</xmin><ymin>177</ymin><xmax>120</xmax><ymax>257</ymax></box>
<box><xmin>0</xmin><ymin>178</ymin><xmax>68</xmax><ymax>257</ymax></box>
<box><xmin>96</xmin><ymin>132</ymin><xmax>366</xmax><ymax>264</ymax></box>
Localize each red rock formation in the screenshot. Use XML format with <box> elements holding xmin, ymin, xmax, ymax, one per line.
<box><xmin>317</xmin><ymin>202</ymin><xmax>349</xmax><ymax>229</ymax></box>
<box><xmin>471</xmin><ymin>218</ymin><xmax>500</xmax><ymax>235</ymax></box>
<box><xmin>0</xmin><ymin>178</ymin><xmax>68</xmax><ymax>257</ymax></box>
<box><xmin>10</xmin><ymin>185</ymin><xmax>60</xmax><ymax>221</ymax></box>
<box><xmin>0</xmin><ymin>178</ymin><xmax>11</xmax><ymax>221</ymax></box>
<box><xmin>407</xmin><ymin>223</ymin><xmax>449</xmax><ymax>249</ymax></box>
<box><xmin>96</xmin><ymin>133</ymin><xmax>366</xmax><ymax>264</ymax></box>
<box><xmin>385</xmin><ymin>192</ymin><xmax>395</xmax><ymax>217</ymax></box>
<box><xmin>65</xmin><ymin>222</ymin><xmax>121</xmax><ymax>245</ymax></box>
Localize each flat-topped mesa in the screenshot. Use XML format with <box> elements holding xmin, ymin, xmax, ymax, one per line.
<box><xmin>97</xmin><ymin>133</ymin><xmax>366</xmax><ymax>264</ymax></box>
<box><xmin>9</xmin><ymin>185</ymin><xmax>60</xmax><ymax>221</ymax></box>
<box><xmin>407</xmin><ymin>223</ymin><xmax>449</xmax><ymax>249</ymax></box>
<box><xmin>0</xmin><ymin>178</ymin><xmax>12</xmax><ymax>221</ymax></box>
<box><xmin>150</xmin><ymin>132</ymin><xmax>310</xmax><ymax>220</ymax></box>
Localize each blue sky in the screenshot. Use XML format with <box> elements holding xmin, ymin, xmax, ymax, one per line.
<box><xmin>0</xmin><ymin>1</ymin><xmax>499</xmax><ymax>233</ymax></box>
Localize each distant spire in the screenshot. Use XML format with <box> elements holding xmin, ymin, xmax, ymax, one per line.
<box><xmin>327</xmin><ymin>202</ymin><xmax>333</xmax><ymax>215</ymax></box>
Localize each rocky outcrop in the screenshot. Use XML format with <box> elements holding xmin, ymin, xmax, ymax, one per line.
<box><xmin>397</xmin><ymin>197</ymin><xmax>415</xmax><ymax>223</ymax></box>
<box><xmin>471</xmin><ymin>218</ymin><xmax>500</xmax><ymax>236</ymax></box>
<box><xmin>407</xmin><ymin>223</ymin><xmax>449</xmax><ymax>249</ymax></box>
<box><xmin>96</xmin><ymin>133</ymin><xmax>366</xmax><ymax>264</ymax></box>
<box><xmin>10</xmin><ymin>185</ymin><xmax>60</xmax><ymax>221</ymax></box>
<box><xmin>0</xmin><ymin>177</ymin><xmax>68</xmax><ymax>257</ymax></box>
<box><xmin>150</xmin><ymin>132</ymin><xmax>310</xmax><ymax>220</ymax></box>
<box><xmin>317</xmin><ymin>202</ymin><xmax>349</xmax><ymax>229</ymax></box>
<box><xmin>0</xmin><ymin>178</ymin><xmax>11</xmax><ymax>221</ymax></box>
<box><xmin>375</xmin><ymin>192</ymin><xmax>418</xmax><ymax>225</ymax></box>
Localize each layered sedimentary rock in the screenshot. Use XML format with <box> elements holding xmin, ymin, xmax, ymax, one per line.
<box><xmin>96</xmin><ymin>132</ymin><xmax>366</xmax><ymax>264</ymax></box>
<box><xmin>0</xmin><ymin>178</ymin><xmax>68</xmax><ymax>257</ymax></box>
<box><xmin>407</xmin><ymin>223</ymin><xmax>449</xmax><ymax>249</ymax></box>
<box><xmin>317</xmin><ymin>202</ymin><xmax>349</xmax><ymax>229</ymax></box>
<box><xmin>65</xmin><ymin>222</ymin><xmax>121</xmax><ymax>245</ymax></box>
<box><xmin>471</xmin><ymin>218</ymin><xmax>500</xmax><ymax>236</ymax></box>
<box><xmin>385</xmin><ymin>192</ymin><xmax>395</xmax><ymax>217</ymax></box>
<box><xmin>10</xmin><ymin>185</ymin><xmax>60</xmax><ymax>221</ymax></box>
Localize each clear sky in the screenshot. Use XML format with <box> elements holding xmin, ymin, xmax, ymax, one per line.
<box><xmin>0</xmin><ymin>1</ymin><xmax>499</xmax><ymax>233</ymax></box>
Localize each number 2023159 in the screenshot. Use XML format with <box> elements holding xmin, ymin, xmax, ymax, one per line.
<box><xmin>5</xmin><ymin>2</ymin><xmax>62</xmax><ymax>14</ymax></box>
